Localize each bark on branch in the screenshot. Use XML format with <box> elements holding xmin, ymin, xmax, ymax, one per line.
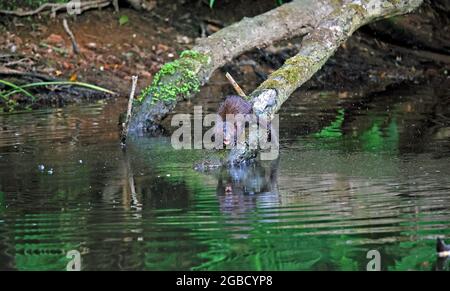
<box><xmin>252</xmin><ymin>0</ymin><xmax>423</xmax><ymax>118</ymax></box>
<box><xmin>230</xmin><ymin>0</ymin><xmax>423</xmax><ymax>162</ymax></box>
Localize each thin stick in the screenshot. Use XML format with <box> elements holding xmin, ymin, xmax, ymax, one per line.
<box><xmin>225</xmin><ymin>72</ymin><xmax>246</xmax><ymax>97</ymax></box>
<box><xmin>121</xmin><ymin>76</ymin><xmax>138</xmax><ymax>145</ymax></box>
<box><xmin>0</xmin><ymin>0</ymin><xmax>111</xmax><ymax>17</ymax></box>
<box><xmin>62</xmin><ymin>18</ymin><xmax>80</xmax><ymax>55</ymax></box>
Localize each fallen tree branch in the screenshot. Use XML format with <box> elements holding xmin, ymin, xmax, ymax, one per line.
<box><xmin>230</xmin><ymin>0</ymin><xmax>423</xmax><ymax>162</ymax></box>
<box><xmin>129</xmin><ymin>0</ymin><xmax>337</xmax><ymax>132</ymax></box>
<box><xmin>252</xmin><ymin>0</ymin><xmax>423</xmax><ymax>118</ymax></box>
<box><xmin>129</xmin><ymin>0</ymin><xmax>423</xmax><ymax>164</ymax></box>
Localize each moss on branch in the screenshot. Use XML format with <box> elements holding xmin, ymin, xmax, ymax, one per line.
<box><xmin>138</xmin><ymin>50</ymin><xmax>210</xmax><ymax>104</ymax></box>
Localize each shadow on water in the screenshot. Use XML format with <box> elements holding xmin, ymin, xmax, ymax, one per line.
<box><xmin>0</xmin><ymin>82</ymin><xmax>449</xmax><ymax>270</ymax></box>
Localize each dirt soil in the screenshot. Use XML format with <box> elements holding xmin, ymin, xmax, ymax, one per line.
<box><xmin>0</xmin><ymin>0</ymin><xmax>277</xmax><ymax>109</ymax></box>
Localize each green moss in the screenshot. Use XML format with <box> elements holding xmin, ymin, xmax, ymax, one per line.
<box><xmin>386</xmin><ymin>0</ymin><xmax>401</xmax><ymax>6</ymax></box>
<box><xmin>261</xmin><ymin>55</ymin><xmax>315</xmax><ymax>89</ymax></box>
<box><xmin>179</xmin><ymin>50</ymin><xmax>210</xmax><ymax>64</ymax></box>
<box><xmin>138</xmin><ymin>50</ymin><xmax>210</xmax><ymax>104</ymax></box>
<box><xmin>260</xmin><ymin>79</ymin><xmax>283</xmax><ymax>89</ymax></box>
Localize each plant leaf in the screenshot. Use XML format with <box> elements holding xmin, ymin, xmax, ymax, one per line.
<box><xmin>0</xmin><ymin>79</ymin><xmax>36</xmax><ymax>101</ymax></box>
<box><xmin>3</xmin><ymin>81</ymin><xmax>116</xmax><ymax>98</ymax></box>
<box><xmin>119</xmin><ymin>15</ymin><xmax>129</xmax><ymax>26</ymax></box>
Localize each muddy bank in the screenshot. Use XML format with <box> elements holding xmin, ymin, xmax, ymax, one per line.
<box><xmin>0</xmin><ymin>0</ymin><xmax>278</xmax><ymax>110</ymax></box>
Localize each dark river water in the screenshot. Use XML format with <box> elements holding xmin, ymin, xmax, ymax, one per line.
<box><xmin>0</xmin><ymin>83</ymin><xmax>449</xmax><ymax>270</ymax></box>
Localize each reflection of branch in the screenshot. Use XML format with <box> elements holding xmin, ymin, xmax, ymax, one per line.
<box><xmin>123</xmin><ymin>151</ymin><xmax>141</xmax><ymax>212</ymax></box>
<box><xmin>128</xmin><ymin>166</ymin><xmax>139</xmax><ymax>208</ymax></box>
<box><xmin>129</xmin><ymin>175</ymin><xmax>141</xmax><ymax>211</ymax></box>
<box><xmin>436</xmin><ymin>256</ymin><xmax>450</xmax><ymax>271</ymax></box>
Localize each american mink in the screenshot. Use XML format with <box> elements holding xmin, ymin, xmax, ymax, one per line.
<box><xmin>215</xmin><ymin>95</ymin><xmax>277</xmax><ymax>147</ymax></box>
<box><xmin>216</xmin><ymin>95</ymin><xmax>252</xmax><ymax>146</ymax></box>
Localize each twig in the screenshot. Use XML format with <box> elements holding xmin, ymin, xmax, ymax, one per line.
<box><xmin>225</xmin><ymin>72</ymin><xmax>246</xmax><ymax>97</ymax></box>
<box><xmin>121</xmin><ymin>76</ymin><xmax>139</xmax><ymax>146</ymax></box>
<box><xmin>201</xmin><ymin>18</ymin><xmax>224</xmax><ymax>28</ymax></box>
<box><xmin>4</xmin><ymin>58</ymin><xmax>34</xmax><ymax>67</ymax></box>
<box><xmin>0</xmin><ymin>0</ymin><xmax>112</xmax><ymax>17</ymax></box>
<box><xmin>62</xmin><ymin>18</ymin><xmax>80</xmax><ymax>55</ymax></box>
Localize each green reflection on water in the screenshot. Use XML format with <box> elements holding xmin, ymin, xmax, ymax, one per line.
<box><xmin>311</xmin><ymin>109</ymin><xmax>400</xmax><ymax>155</ymax></box>
<box><xmin>13</xmin><ymin>212</ymin><xmax>83</xmax><ymax>271</ymax></box>
<box><xmin>314</xmin><ymin>109</ymin><xmax>345</xmax><ymax>138</ymax></box>
<box><xmin>2</xmin><ymin>93</ymin><xmax>450</xmax><ymax>271</ymax></box>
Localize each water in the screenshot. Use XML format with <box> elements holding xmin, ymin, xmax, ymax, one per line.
<box><xmin>0</xmin><ymin>84</ymin><xmax>449</xmax><ymax>271</ymax></box>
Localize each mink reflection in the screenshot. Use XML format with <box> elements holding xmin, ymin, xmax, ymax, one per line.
<box><xmin>215</xmin><ymin>161</ymin><xmax>279</xmax><ymax>216</ymax></box>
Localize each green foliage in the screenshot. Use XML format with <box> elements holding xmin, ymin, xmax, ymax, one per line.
<box><xmin>119</xmin><ymin>15</ymin><xmax>129</xmax><ymax>26</ymax></box>
<box><xmin>3</xmin><ymin>81</ymin><xmax>115</xmax><ymax>98</ymax></box>
<box><xmin>179</xmin><ymin>50</ymin><xmax>209</xmax><ymax>63</ymax></box>
<box><xmin>0</xmin><ymin>79</ymin><xmax>36</xmax><ymax>101</ymax></box>
<box><xmin>138</xmin><ymin>50</ymin><xmax>210</xmax><ymax>104</ymax></box>
<box><xmin>0</xmin><ymin>79</ymin><xmax>115</xmax><ymax>111</ymax></box>
<box><xmin>314</xmin><ymin>109</ymin><xmax>345</xmax><ymax>138</ymax></box>
<box><xmin>139</xmin><ymin>61</ymin><xmax>200</xmax><ymax>104</ymax></box>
